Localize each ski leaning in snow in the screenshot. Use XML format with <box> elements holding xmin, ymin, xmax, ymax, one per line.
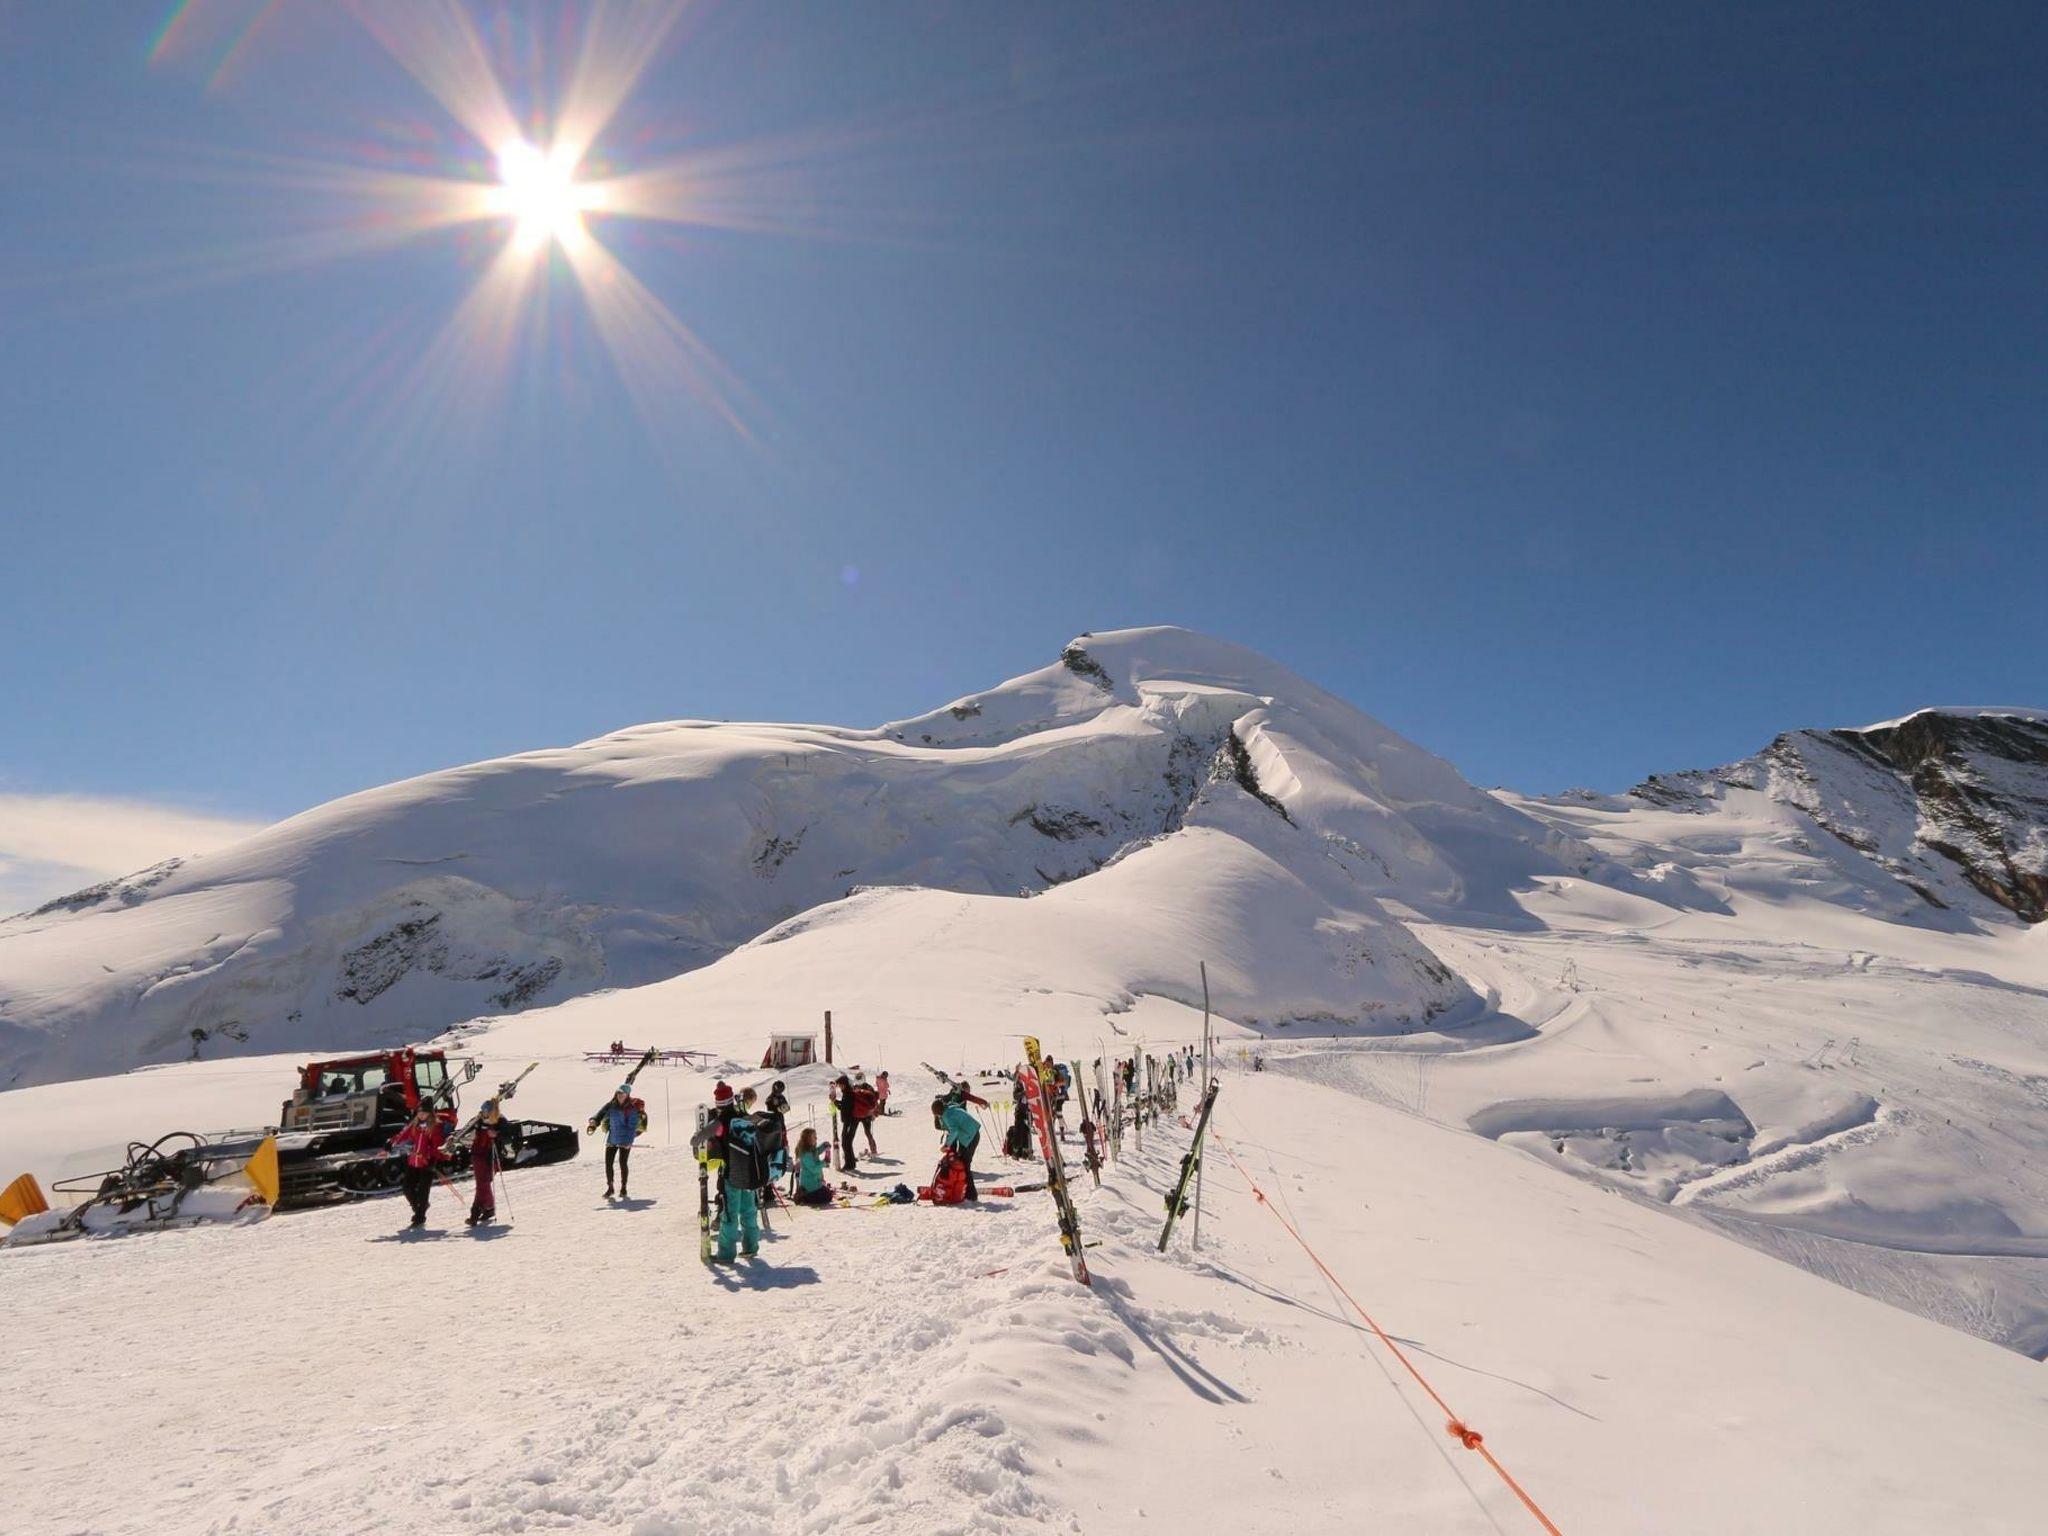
<box><xmin>695</xmin><ymin>1104</ymin><xmax>716</xmax><ymax>1266</ymax></box>
<box><xmin>1020</xmin><ymin>1036</ymin><xmax>1091</xmax><ymax>1287</ymax></box>
<box><xmin>586</xmin><ymin>1046</ymin><xmax>660</xmax><ymax>1134</ymax></box>
<box><xmin>1075</xmin><ymin>1058</ymin><xmax>1103</xmax><ymax>1188</ymax></box>
<box><xmin>1158</xmin><ymin>1079</ymin><xmax>1220</xmax><ymax>1252</ymax></box>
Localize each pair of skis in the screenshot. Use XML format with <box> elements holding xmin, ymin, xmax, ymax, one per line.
<box><xmin>695</xmin><ymin>1104</ymin><xmax>718</xmax><ymax>1265</ymax></box>
<box><xmin>450</xmin><ymin>1062</ymin><xmax>536</xmax><ymax>1146</ymax></box>
<box><xmin>1020</xmin><ymin>1037</ymin><xmax>1091</xmax><ymax>1287</ymax></box>
<box><xmin>1157</xmin><ymin>1079</ymin><xmax>1220</xmax><ymax>1251</ymax></box>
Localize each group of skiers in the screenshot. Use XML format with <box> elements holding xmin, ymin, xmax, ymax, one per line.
<box><xmin>382</xmin><ymin>1044</ymin><xmax>1206</xmax><ymax>1240</ymax></box>
<box><xmin>388</xmin><ymin>1095</ymin><xmax>506</xmax><ymax>1229</ymax></box>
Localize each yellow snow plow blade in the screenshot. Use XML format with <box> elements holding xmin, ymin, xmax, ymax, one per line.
<box><xmin>237</xmin><ymin>1137</ymin><xmax>281</xmax><ymax>1206</ymax></box>
<box><xmin>0</xmin><ymin>1173</ymin><xmax>49</xmax><ymax>1226</ymax></box>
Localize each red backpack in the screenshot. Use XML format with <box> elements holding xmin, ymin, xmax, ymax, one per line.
<box><xmin>850</xmin><ymin>1084</ymin><xmax>879</xmax><ymax>1120</ymax></box>
<box><xmin>923</xmin><ymin>1148</ymin><xmax>968</xmax><ymax>1205</ymax></box>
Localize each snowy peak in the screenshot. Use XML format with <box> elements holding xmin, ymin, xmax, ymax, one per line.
<box><xmin>1633</xmin><ymin>708</ymin><xmax>2048</xmax><ymax>922</ymax></box>
<box><xmin>4</xmin><ymin>626</ymin><xmax>1599</xmax><ymax>1087</ymax></box>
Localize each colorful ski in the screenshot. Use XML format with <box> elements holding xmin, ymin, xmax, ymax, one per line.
<box><xmin>1021</xmin><ymin>1036</ymin><xmax>1091</xmax><ymax>1286</ymax></box>
<box><xmin>914</xmin><ymin>1182</ymin><xmax>1044</xmax><ymax>1201</ymax></box>
<box><xmin>1157</xmin><ymin>1079</ymin><xmax>1220</xmax><ymax>1252</ymax></box>
<box><xmin>694</xmin><ymin>1104</ymin><xmax>717</xmax><ymax>1266</ymax></box>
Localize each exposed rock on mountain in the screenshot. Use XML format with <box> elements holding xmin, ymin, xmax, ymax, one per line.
<box><xmin>1633</xmin><ymin>709</ymin><xmax>2048</xmax><ymax>923</ymax></box>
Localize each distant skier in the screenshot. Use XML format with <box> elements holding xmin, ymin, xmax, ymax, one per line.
<box><xmin>467</xmin><ymin>1098</ymin><xmax>503</xmax><ymax>1227</ymax></box>
<box><xmin>708</xmin><ymin>1083</ymin><xmax>766</xmax><ymax>1261</ymax></box>
<box><xmin>390</xmin><ymin>1100</ymin><xmax>451</xmax><ymax>1229</ymax></box>
<box><xmin>830</xmin><ymin>1074</ymin><xmax>859</xmax><ymax>1173</ymax></box>
<box><xmin>946</xmin><ymin>1078</ymin><xmax>990</xmax><ymax>1111</ymax></box>
<box><xmin>600</xmin><ymin>1083</ymin><xmax>647</xmax><ymax>1200</ymax></box>
<box><xmin>791</xmin><ymin>1126</ymin><xmax>835</xmax><ymax>1207</ymax></box>
<box><xmin>875</xmin><ymin>1070</ymin><xmax>893</xmax><ymax>1116</ymax></box>
<box><xmin>934</xmin><ymin>1093</ymin><xmax>982</xmax><ymax>1202</ymax></box>
<box><xmin>850</xmin><ymin>1072</ymin><xmax>882</xmax><ymax>1157</ymax></box>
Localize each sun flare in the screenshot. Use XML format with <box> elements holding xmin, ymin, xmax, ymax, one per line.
<box><xmin>490</xmin><ymin>140</ymin><xmax>599</xmax><ymax>253</ymax></box>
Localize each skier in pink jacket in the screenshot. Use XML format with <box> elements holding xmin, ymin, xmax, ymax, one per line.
<box><xmin>390</xmin><ymin>1102</ymin><xmax>451</xmax><ymax>1229</ymax></box>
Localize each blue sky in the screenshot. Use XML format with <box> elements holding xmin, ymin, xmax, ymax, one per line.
<box><xmin>3</xmin><ymin>3</ymin><xmax>2045</xmax><ymax>898</ymax></box>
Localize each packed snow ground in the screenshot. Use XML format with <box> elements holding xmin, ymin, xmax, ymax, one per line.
<box><xmin>5</xmin><ymin>1044</ymin><xmax>2044</xmax><ymax>1536</ymax></box>
<box><xmin>6</xmin><ymin>626</ymin><xmax>2048</xmax><ymax>1531</ymax></box>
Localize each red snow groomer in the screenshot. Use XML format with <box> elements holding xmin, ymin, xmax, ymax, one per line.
<box><xmin>268</xmin><ymin>1047</ymin><xmax>577</xmax><ymax>1205</ymax></box>
<box><xmin>1</xmin><ymin>1047</ymin><xmax>578</xmax><ymax>1246</ymax></box>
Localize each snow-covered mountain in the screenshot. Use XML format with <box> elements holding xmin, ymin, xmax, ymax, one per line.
<box><xmin>6</xmin><ymin>628</ymin><xmax>2047</xmax><ymax>1359</ymax></box>
<box><xmin>1627</xmin><ymin>708</ymin><xmax>2048</xmax><ymax>925</ymax></box>
<box><xmin>6</xmin><ymin>627</ymin><xmax>2048</xmax><ymax>1534</ymax></box>
<box><xmin>0</xmin><ymin>628</ymin><xmax>1614</xmax><ymax>1089</ymax></box>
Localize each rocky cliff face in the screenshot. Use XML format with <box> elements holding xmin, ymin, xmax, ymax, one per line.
<box><xmin>1634</xmin><ymin>709</ymin><xmax>2048</xmax><ymax>922</ymax></box>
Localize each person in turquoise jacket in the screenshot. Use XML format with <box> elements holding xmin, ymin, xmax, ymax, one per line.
<box><xmin>791</xmin><ymin>1126</ymin><xmax>834</xmax><ymax>1207</ymax></box>
<box><xmin>936</xmin><ymin>1095</ymin><xmax>982</xmax><ymax>1201</ymax></box>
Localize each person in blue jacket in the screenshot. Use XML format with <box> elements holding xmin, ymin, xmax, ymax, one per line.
<box><xmin>935</xmin><ymin>1093</ymin><xmax>982</xmax><ymax>1202</ymax></box>
<box><xmin>600</xmin><ymin>1084</ymin><xmax>647</xmax><ymax>1200</ymax></box>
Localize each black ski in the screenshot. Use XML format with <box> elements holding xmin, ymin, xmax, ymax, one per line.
<box><xmin>1157</xmin><ymin>1079</ymin><xmax>1220</xmax><ymax>1252</ymax></box>
<box><xmin>1073</xmin><ymin>1058</ymin><xmax>1103</xmax><ymax>1189</ymax></box>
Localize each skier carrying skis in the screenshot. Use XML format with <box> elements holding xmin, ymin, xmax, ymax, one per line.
<box><xmin>390</xmin><ymin>1100</ymin><xmax>451</xmax><ymax>1228</ymax></box>
<box><xmin>707</xmin><ymin>1083</ymin><xmax>766</xmax><ymax>1260</ymax></box>
<box><xmin>600</xmin><ymin>1083</ymin><xmax>647</xmax><ymax>1200</ymax></box>
<box><xmin>467</xmin><ymin>1097</ymin><xmax>503</xmax><ymax>1227</ymax></box>
<box><xmin>850</xmin><ymin>1072</ymin><xmax>882</xmax><ymax>1157</ymax></box>
<box><xmin>946</xmin><ymin>1078</ymin><xmax>990</xmax><ymax>1111</ymax></box>
<box><xmin>829</xmin><ymin>1074</ymin><xmax>859</xmax><ymax>1173</ymax></box>
<box><xmin>934</xmin><ymin>1093</ymin><xmax>982</xmax><ymax>1202</ymax></box>
<box><xmin>791</xmin><ymin>1126</ymin><xmax>834</xmax><ymax>1207</ymax></box>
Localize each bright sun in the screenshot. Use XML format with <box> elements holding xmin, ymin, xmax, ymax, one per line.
<box><xmin>490</xmin><ymin>141</ymin><xmax>599</xmax><ymax>252</ymax></box>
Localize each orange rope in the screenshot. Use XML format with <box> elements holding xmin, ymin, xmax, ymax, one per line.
<box><xmin>1211</xmin><ymin>1132</ymin><xmax>1565</xmax><ymax>1536</ymax></box>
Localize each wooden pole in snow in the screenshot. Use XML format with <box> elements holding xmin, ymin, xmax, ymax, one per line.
<box><xmin>825</xmin><ymin>1009</ymin><xmax>833</xmax><ymax>1065</ymax></box>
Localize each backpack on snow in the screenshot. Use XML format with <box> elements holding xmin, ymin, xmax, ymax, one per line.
<box><xmin>923</xmin><ymin>1148</ymin><xmax>969</xmax><ymax>1205</ymax></box>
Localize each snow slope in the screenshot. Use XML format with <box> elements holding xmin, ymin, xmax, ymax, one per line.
<box><xmin>2</xmin><ymin>628</ymin><xmax>1639</xmax><ymax>1090</ymax></box>
<box><xmin>3</xmin><ymin>1040</ymin><xmax>2042</xmax><ymax>1536</ymax></box>
<box><xmin>5</xmin><ymin>628</ymin><xmax>2048</xmax><ymax>1532</ymax></box>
